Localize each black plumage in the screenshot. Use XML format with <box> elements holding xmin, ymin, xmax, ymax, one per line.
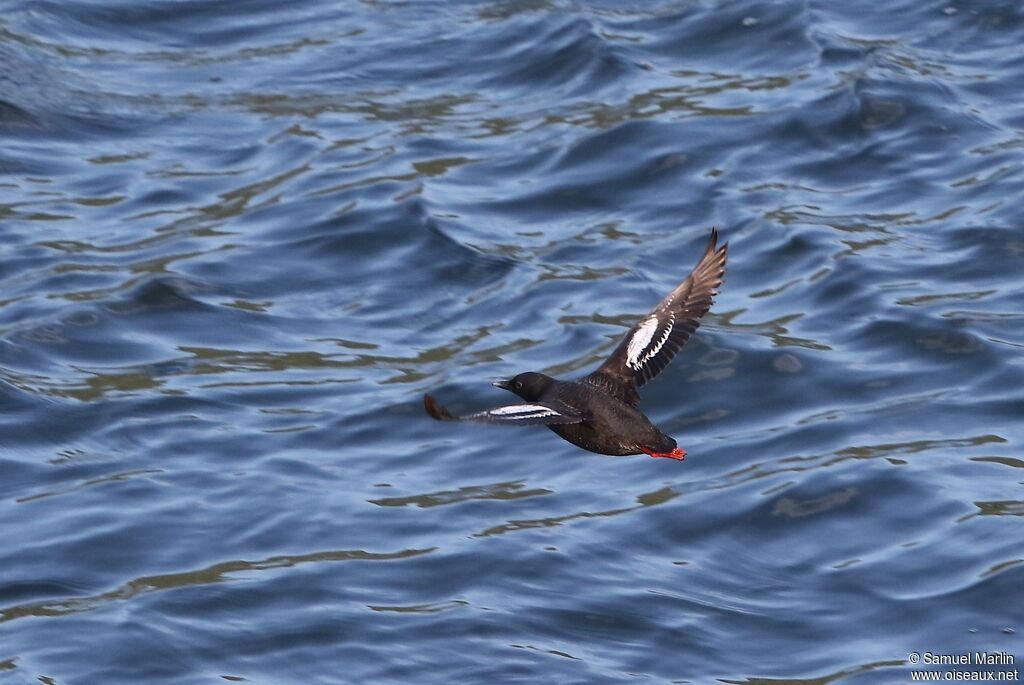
<box><xmin>424</xmin><ymin>229</ymin><xmax>728</xmax><ymax>459</ymax></box>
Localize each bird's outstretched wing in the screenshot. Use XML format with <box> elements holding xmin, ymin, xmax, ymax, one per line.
<box><xmin>584</xmin><ymin>229</ymin><xmax>727</xmax><ymax>403</ymax></box>
<box><xmin>423</xmin><ymin>394</ymin><xmax>584</xmax><ymax>426</ymax></box>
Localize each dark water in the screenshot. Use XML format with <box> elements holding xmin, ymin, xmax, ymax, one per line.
<box><xmin>2</xmin><ymin>1</ymin><xmax>1023</xmax><ymax>683</ymax></box>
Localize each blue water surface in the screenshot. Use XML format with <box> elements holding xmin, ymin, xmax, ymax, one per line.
<box><xmin>1</xmin><ymin>1</ymin><xmax>1022</xmax><ymax>683</ymax></box>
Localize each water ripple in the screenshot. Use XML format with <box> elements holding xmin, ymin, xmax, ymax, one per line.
<box><xmin>2</xmin><ymin>0</ymin><xmax>1022</xmax><ymax>682</ymax></box>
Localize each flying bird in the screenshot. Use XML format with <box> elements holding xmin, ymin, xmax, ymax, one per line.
<box><xmin>424</xmin><ymin>229</ymin><xmax>727</xmax><ymax>460</ymax></box>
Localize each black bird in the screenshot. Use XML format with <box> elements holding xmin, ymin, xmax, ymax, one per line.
<box><xmin>424</xmin><ymin>229</ymin><xmax>727</xmax><ymax>460</ymax></box>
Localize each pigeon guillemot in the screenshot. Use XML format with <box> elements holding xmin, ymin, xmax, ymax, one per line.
<box><xmin>424</xmin><ymin>229</ymin><xmax>728</xmax><ymax>460</ymax></box>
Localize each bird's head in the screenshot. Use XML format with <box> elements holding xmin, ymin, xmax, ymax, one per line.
<box><xmin>493</xmin><ymin>372</ymin><xmax>554</xmax><ymax>401</ymax></box>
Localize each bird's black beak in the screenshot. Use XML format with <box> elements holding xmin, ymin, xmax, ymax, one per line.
<box><xmin>492</xmin><ymin>379</ymin><xmax>513</xmax><ymax>391</ymax></box>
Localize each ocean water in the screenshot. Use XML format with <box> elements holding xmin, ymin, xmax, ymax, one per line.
<box><xmin>1</xmin><ymin>1</ymin><xmax>1022</xmax><ymax>683</ymax></box>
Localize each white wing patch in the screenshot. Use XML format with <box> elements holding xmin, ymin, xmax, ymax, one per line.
<box><xmin>626</xmin><ymin>313</ymin><xmax>674</xmax><ymax>371</ymax></box>
<box><xmin>490</xmin><ymin>404</ymin><xmax>561</xmax><ymax>420</ymax></box>
<box><xmin>626</xmin><ymin>316</ymin><xmax>659</xmax><ymax>370</ymax></box>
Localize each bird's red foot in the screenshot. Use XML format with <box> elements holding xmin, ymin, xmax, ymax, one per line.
<box><xmin>641</xmin><ymin>447</ymin><xmax>686</xmax><ymax>460</ymax></box>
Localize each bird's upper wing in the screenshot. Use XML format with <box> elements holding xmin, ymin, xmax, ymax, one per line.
<box><xmin>423</xmin><ymin>394</ymin><xmax>584</xmax><ymax>426</ymax></box>
<box><xmin>584</xmin><ymin>229</ymin><xmax>727</xmax><ymax>403</ymax></box>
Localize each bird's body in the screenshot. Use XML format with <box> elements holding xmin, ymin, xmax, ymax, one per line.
<box><xmin>550</xmin><ymin>391</ymin><xmax>677</xmax><ymax>457</ymax></box>
<box><xmin>510</xmin><ymin>376</ymin><xmax>677</xmax><ymax>456</ymax></box>
<box><xmin>424</xmin><ymin>229</ymin><xmax>728</xmax><ymax>460</ymax></box>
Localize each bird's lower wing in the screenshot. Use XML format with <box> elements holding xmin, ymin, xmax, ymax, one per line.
<box><xmin>424</xmin><ymin>394</ymin><xmax>584</xmax><ymax>426</ymax></box>
<box><xmin>591</xmin><ymin>228</ymin><xmax>727</xmax><ymax>398</ymax></box>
